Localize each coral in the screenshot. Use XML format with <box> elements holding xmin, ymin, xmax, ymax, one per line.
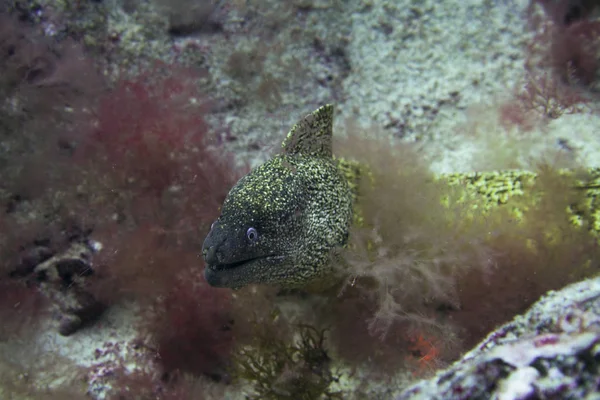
<box><xmin>0</xmin><ymin>10</ymin><xmax>102</xmax><ymax>208</ymax></box>
<box><xmin>31</xmin><ymin>241</ymin><xmax>105</xmax><ymax>336</ymax></box>
<box><xmin>0</xmin><ymin>215</ymin><xmax>79</xmax><ymax>339</ymax></box>
<box><xmin>150</xmin><ymin>273</ymin><xmax>234</xmax><ymax>380</ymax></box>
<box><xmin>75</xmin><ymin>64</ymin><xmax>240</xmax><ymax>304</ymax></box>
<box><xmin>514</xmin><ymin>72</ymin><xmax>587</xmax><ymax>122</ymax></box>
<box><xmin>0</xmin><ymin>314</ymin><xmax>89</xmax><ymax>398</ymax></box>
<box><xmin>86</xmin><ymin>339</ymin><xmax>213</xmax><ymax>400</ymax></box>
<box><xmin>395</xmin><ymin>276</ymin><xmax>600</xmax><ymax>400</ymax></box>
<box><xmin>445</xmin><ymin>166</ymin><xmax>600</xmax><ymax>347</ymax></box>
<box><xmin>74</xmin><ymin>63</ymin><xmax>237</xmax><ymax>228</ymax></box>
<box><xmin>234</xmin><ymin>323</ymin><xmax>342</xmax><ymax>400</ymax></box>
<box><xmin>0</xmin><ymin>11</ymin><xmax>103</xmax><ymax>125</ymax></box>
<box><xmin>0</xmin><ymin>37</ymin><xmax>241</xmax><ymax>388</ymax></box>
<box><xmin>325</xmin><ymin>285</ymin><xmax>447</xmax><ymax>378</ymax></box>
<box><xmin>497</xmin><ymin>0</ymin><xmax>600</xmax><ymax>133</ymax></box>
<box><xmin>497</xmin><ymin>101</ymin><xmax>537</xmax><ymax>133</ymax></box>
<box><xmin>550</xmin><ymin>19</ymin><xmax>600</xmax><ymax>86</ymax></box>
<box><xmin>78</xmin><ymin>64</ymin><xmax>209</xmax><ymax>199</ymax></box>
<box><xmin>0</xmin><ymin>10</ymin><xmax>105</xmax><ymax>325</ymax></box>
<box><xmin>535</xmin><ymin>0</ymin><xmax>599</xmax><ymax>26</ymax></box>
<box><xmin>405</xmin><ymin>332</ymin><xmax>442</xmax><ymax>377</ymax></box>
<box><xmin>87</xmin><ymin>225</ymin><xmax>235</xmax><ymax>380</ymax></box>
<box><xmin>325</xmin><ymin>130</ymin><xmax>600</xmax><ymax>376</ymax></box>
<box><xmin>335</xmin><ymin>131</ymin><xmax>494</xmax><ymax>334</ymax></box>
<box><xmin>87</xmin><ymin>226</ymin><xmax>184</xmax><ymax>304</ymax></box>
<box><xmin>527</xmin><ymin>0</ymin><xmax>600</xmax><ymax>89</ymax></box>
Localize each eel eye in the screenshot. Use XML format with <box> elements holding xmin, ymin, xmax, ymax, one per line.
<box><xmin>246</xmin><ymin>227</ymin><xmax>258</xmax><ymax>242</ymax></box>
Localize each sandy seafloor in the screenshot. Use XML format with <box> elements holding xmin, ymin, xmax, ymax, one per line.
<box><xmin>2</xmin><ymin>0</ymin><xmax>600</xmax><ymax>398</ymax></box>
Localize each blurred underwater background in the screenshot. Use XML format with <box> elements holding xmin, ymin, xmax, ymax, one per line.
<box><xmin>2</xmin><ymin>0</ymin><xmax>600</xmax><ymax>399</ymax></box>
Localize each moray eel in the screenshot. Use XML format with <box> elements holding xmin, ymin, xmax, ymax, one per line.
<box><xmin>202</xmin><ymin>105</ymin><xmax>353</xmax><ymax>289</ymax></box>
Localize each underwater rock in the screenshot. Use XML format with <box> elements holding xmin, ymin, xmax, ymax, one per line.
<box><xmin>10</xmin><ymin>244</ymin><xmax>54</xmax><ymax>277</ymax></box>
<box><xmin>396</xmin><ymin>276</ymin><xmax>600</xmax><ymax>400</ymax></box>
<box><xmin>32</xmin><ymin>241</ymin><xmax>105</xmax><ymax>336</ymax></box>
<box><xmin>160</xmin><ymin>0</ymin><xmax>224</xmax><ymax>36</ymax></box>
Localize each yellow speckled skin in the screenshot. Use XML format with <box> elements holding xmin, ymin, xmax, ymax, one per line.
<box><xmin>202</xmin><ymin>105</ymin><xmax>353</xmax><ymax>289</ymax></box>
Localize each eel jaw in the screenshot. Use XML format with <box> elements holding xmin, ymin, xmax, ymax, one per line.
<box><xmin>204</xmin><ymin>255</ymin><xmax>286</xmax><ymax>288</ymax></box>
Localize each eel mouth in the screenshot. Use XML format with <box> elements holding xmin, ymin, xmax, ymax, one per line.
<box><xmin>204</xmin><ymin>254</ymin><xmax>286</xmax><ymax>288</ymax></box>
<box><xmin>206</xmin><ymin>254</ymin><xmax>284</xmax><ymax>272</ymax></box>
<box><xmin>207</xmin><ymin>259</ymin><xmax>255</xmax><ymax>271</ymax></box>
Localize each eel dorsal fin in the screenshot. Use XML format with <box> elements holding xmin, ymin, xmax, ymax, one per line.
<box><xmin>282</xmin><ymin>104</ymin><xmax>334</xmax><ymax>158</ymax></box>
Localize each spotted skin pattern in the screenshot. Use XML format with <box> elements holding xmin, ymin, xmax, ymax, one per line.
<box><xmin>202</xmin><ymin>105</ymin><xmax>353</xmax><ymax>289</ymax></box>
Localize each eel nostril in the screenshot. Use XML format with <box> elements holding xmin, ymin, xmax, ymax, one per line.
<box><xmin>204</xmin><ymin>246</ymin><xmax>218</xmax><ymax>264</ymax></box>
